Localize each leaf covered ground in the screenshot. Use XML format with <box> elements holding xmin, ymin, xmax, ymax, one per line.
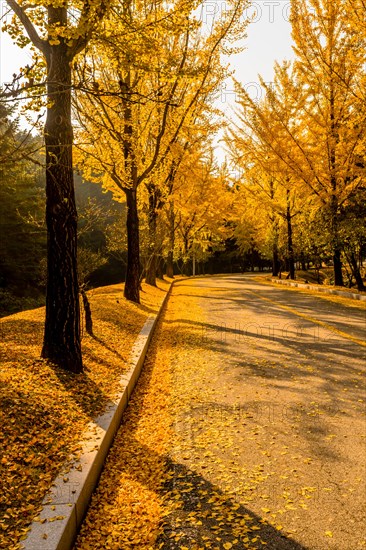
<box><xmin>0</xmin><ymin>280</ymin><xmax>170</xmax><ymax>550</ymax></box>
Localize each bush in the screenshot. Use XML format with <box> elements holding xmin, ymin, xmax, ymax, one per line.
<box><xmin>0</xmin><ymin>289</ymin><xmax>45</xmax><ymax>318</ymax></box>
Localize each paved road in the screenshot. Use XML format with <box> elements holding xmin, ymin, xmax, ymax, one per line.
<box><xmin>74</xmin><ymin>275</ymin><xmax>365</xmax><ymax>550</ymax></box>
<box><xmin>158</xmin><ymin>275</ymin><xmax>366</xmax><ymax>550</ymax></box>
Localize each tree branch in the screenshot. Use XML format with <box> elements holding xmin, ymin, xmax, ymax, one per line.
<box><xmin>5</xmin><ymin>0</ymin><xmax>47</xmax><ymax>54</ymax></box>
<box><xmin>70</xmin><ymin>0</ymin><xmax>110</xmax><ymax>58</ymax></box>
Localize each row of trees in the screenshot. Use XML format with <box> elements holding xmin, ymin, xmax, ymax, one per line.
<box><xmin>1</xmin><ymin>0</ymin><xmax>249</xmax><ymax>371</ymax></box>
<box><xmin>0</xmin><ymin>103</ymin><xmax>233</xmax><ymax>313</ymax></box>
<box><xmin>227</xmin><ymin>0</ymin><xmax>366</xmax><ymax>290</ymax></box>
<box><xmin>1</xmin><ymin>0</ymin><xmax>365</xmax><ymax>372</ymax></box>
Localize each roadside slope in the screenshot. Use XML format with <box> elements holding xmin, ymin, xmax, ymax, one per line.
<box><xmin>0</xmin><ymin>281</ymin><xmax>169</xmax><ymax>550</ymax></box>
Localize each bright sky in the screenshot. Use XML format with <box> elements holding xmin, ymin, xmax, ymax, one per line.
<box><xmin>214</xmin><ymin>0</ymin><xmax>294</xmax><ymax>107</ymax></box>
<box><xmin>0</xmin><ymin>0</ymin><xmax>294</xmax><ymax>160</ymax></box>
<box><xmin>213</xmin><ymin>0</ymin><xmax>294</xmax><ymax>165</ymax></box>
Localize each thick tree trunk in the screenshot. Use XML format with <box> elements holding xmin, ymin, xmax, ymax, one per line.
<box><xmin>124</xmin><ymin>188</ymin><xmax>140</xmax><ymax>303</ymax></box>
<box><xmin>145</xmin><ymin>254</ymin><xmax>157</xmax><ymax>286</ymax></box>
<box><xmin>156</xmin><ymin>257</ymin><xmax>164</xmax><ymax>279</ymax></box>
<box><xmin>286</xmin><ymin>197</ymin><xmax>295</xmax><ymax>280</ymax></box>
<box><xmin>41</xmin><ymin>40</ymin><xmax>82</xmax><ymax>373</ymax></box>
<box><xmin>166</xmin><ymin>252</ymin><xmax>174</xmax><ymax>278</ymax></box>
<box><xmin>333</xmin><ymin>248</ymin><xmax>344</xmax><ymax>286</ymax></box>
<box><xmin>272</xmin><ymin>246</ymin><xmax>280</xmax><ymax>277</ymax></box>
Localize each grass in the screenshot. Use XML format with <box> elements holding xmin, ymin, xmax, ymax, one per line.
<box><xmin>0</xmin><ymin>280</ymin><xmax>170</xmax><ymax>550</ymax></box>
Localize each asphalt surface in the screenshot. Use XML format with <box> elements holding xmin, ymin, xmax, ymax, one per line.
<box><xmin>158</xmin><ymin>275</ymin><xmax>366</xmax><ymax>550</ymax></box>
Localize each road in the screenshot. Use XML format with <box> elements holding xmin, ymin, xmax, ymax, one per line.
<box><xmin>76</xmin><ymin>275</ymin><xmax>366</xmax><ymax>550</ymax></box>
<box><xmin>159</xmin><ymin>275</ymin><xmax>366</xmax><ymax>550</ymax></box>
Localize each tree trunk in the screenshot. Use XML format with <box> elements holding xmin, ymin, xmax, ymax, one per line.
<box><xmin>330</xmin><ymin>197</ymin><xmax>344</xmax><ymax>287</ymax></box>
<box><xmin>166</xmin><ymin>252</ymin><xmax>174</xmax><ymax>278</ymax></box>
<box><xmin>145</xmin><ymin>254</ymin><xmax>157</xmax><ymax>286</ymax></box>
<box><xmin>41</xmin><ymin>38</ymin><xmax>82</xmax><ymax>373</ymax></box>
<box><xmin>124</xmin><ymin>188</ymin><xmax>140</xmax><ymax>303</ymax></box>
<box><xmin>359</xmin><ymin>243</ymin><xmax>364</xmax><ymax>272</ymax></box>
<box><xmin>145</xmin><ymin>188</ymin><xmax>158</xmax><ymax>286</ymax></box>
<box><xmin>349</xmin><ymin>250</ymin><xmax>365</xmax><ymax>291</ymax></box>
<box><xmin>271</xmin><ymin>216</ymin><xmax>280</xmax><ymax>277</ymax></box>
<box><xmin>156</xmin><ymin>256</ymin><xmax>164</xmax><ymax>279</ymax></box>
<box><xmin>270</xmin><ymin>187</ymin><xmax>280</xmax><ymax>277</ymax></box>
<box><xmin>333</xmin><ymin>248</ymin><xmax>344</xmax><ymax>286</ymax></box>
<box><xmin>166</xmin><ymin>203</ymin><xmax>175</xmax><ymax>278</ymax></box>
<box><xmin>272</xmin><ymin>246</ymin><xmax>280</xmax><ymax>277</ymax></box>
<box><xmin>81</xmin><ymin>288</ymin><xmax>93</xmax><ymax>336</ymax></box>
<box><xmin>286</xmin><ymin>195</ymin><xmax>295</xmax><ymax>280</ymax></box>
<box><xmin>329</xmin><ymin>83</ymin><xmax>344</xmax><ymax>287</ymax></box>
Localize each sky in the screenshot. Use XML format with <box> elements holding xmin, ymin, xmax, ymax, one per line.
<box><xmin>209</xmin><ymin>0</ymin><xmax>295</xmax><ymax>163</ymax></box>
<box><xmin>0</xmin><ymin>0</ymin><xmax>294</xmax><ymax>160</ymax></box>
<box><xmin>217</xmin><ymin>1</ymin><xmax>294</xmax><ymax>106</ymax></box>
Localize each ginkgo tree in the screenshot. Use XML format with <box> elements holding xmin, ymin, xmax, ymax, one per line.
<box><xmin>74</xmin><ymin>2</ymin><xmax>196</xmax><ymax>302</ymax></box>
<box><xmin>143</xmin><ymin>94</ymin><xmax>223</xmax><ymax>285</ymax></box>
<box><xmin>290</xmin><ymin>0</ymin><xmax>366</xmax><ymax>285</ymax></box>
<box><xmin>74</xmin><ymin>0</ymin><xmax>249</xmax><ymax>303</ymax></box>
<box><xmin>230</xmin><ymin>0</ymin><xmax>366</xmax><ymax>287</ymax></box>
<box><xmin>3</xmin><ymin>0</ymin><xmax>111</xmax><ymax>372</ymax></box>
<box><xmin>227</xmin><ymin>75</ymin><xmax>308</xmax><ymax>279</ymax></box>
<box><xmin>163</xmin><ymin>149</ymin><xmax>234</xmax><ymax>273</ymax></box>
<box><xmin>345</xmin><ymin>0</ymin><xmax>366</xmax><ymax>101</ymax></box>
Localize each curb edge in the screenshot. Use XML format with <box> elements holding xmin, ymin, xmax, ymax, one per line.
<box><xmin>270</xmin><ymin>278</ymin><xmax>366</xmax><ymax>302</ymax></box>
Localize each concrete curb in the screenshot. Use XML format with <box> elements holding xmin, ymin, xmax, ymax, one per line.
<box><xmin>271</xmin><ymin>278</ymin><xmax>366</xmax><ymax>302</ymax></box>
<box><xmin>22</xmin><ymin>282</ymin><xmax>174</xmax><ymax>550</ymax></box>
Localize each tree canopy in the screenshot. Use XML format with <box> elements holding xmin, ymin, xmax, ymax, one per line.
<box><xmin>1</xmin><ymin>0</ymin><xmax>365</xmax><ymax>368</ymax></box>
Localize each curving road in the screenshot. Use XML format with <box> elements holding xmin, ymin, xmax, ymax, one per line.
<box><xmin>75</xmin><ymin>274</ymin><xmax>366</xmax><ymax>550</ymax></box>
<box><xmin>158</xmin><ymin>275</ymin><xmax>366</xmax><ymax>550</ymax></box>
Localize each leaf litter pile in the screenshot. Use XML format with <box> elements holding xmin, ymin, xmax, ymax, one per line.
<box><xmin>0</xmin><ymin>281</ymin><xmax>170</xmax><ymax>550</ymax></box>
<box><xmin>75</xmin><ymin>278</ymin><xmax>365</xmax><ymax>550</ymax></box>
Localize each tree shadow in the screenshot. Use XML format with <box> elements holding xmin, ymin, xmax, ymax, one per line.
<box><xmin>0</xmin><ymin>368</ymin><xmax>106</xmax><ymax>549</ymax></box>
<box><xmin>76</xmin><ymin>427</ymin><xmax>309</xmax><ymax>549</ymax></box>
<box><xmin>157</xmin><ymin>457</ymin><xmax>309</xmax><ymax>549</ymax></box>
<box><xmin>90</xmin><ymin>334</ymin><xmax>127</xmax><ymax>363</ymax></box>
<box><xmin>151</xmin><ymin>318</ymin><xmax>365</xmax><ymax>463</ymax></box>
<box><xmin>173</xmin><ymin>275</ymin><xmax>366</xmax><ymax>343</ymax></box>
